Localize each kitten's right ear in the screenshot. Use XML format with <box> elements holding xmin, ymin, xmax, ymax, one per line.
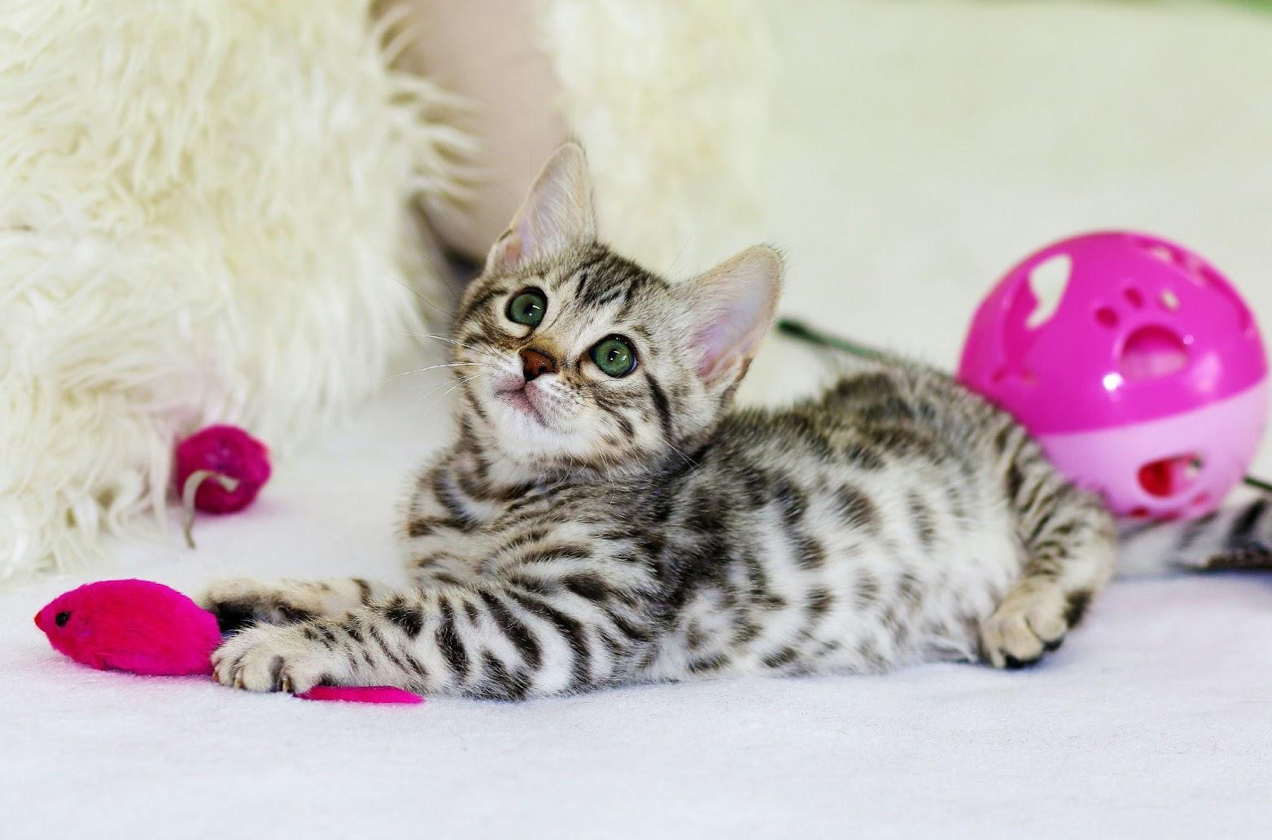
<box><xmin>679</xmin><ymin>245</ymin><xmax>784</xmax><ymax>389</ymax></box>
<box><xmin>486</xmin><ymin>143</ymin><xmax>596</xmax><ymax>273</ymax></box>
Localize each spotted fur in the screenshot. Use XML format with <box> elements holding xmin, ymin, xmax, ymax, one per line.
<box><xmin>204</xmin><ymin>144</ymin><xmax>1119</xmax><ymax>697</ymax></box>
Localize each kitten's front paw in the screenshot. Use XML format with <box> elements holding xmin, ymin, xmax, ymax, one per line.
<box><xmin>212</xmin><ymin>623</ymin><xmax>338</xmax><ymax>694</ymax></box>
<box><xmin>979</xmin><ymin>585</ymin><xmax>1071</xmax><ymax>670</ymax></box>
<box><xmin>199</xmin><ymin>578</ymin><xmax>319</xmax><ymax>634</ymax></box>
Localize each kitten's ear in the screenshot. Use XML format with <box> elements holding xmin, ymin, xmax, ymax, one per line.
<box><xmin>486</xmin><ymin>142</ymin><xmax>596</xmax><ymax>273</ymax></box>
<box><xmin>679</xmin><ymin>246</ymin><xmax>784</xmax><ymax>386</ymax></box>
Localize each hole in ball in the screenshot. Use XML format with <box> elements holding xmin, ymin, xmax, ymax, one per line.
<box><xmin>1119</xmin><ymin>325</ymin><xmax>1189</xmax><ymax>380</ymax></box>
<box><xmin>1025</xmin><ymin>254</ymin><xmax>1072</xmax><ymax>329</ymax></box>
<box><xmin>1138</xmin><ymin>454</ymin><xmax>1203</xmax><ymax>499</ymax></box>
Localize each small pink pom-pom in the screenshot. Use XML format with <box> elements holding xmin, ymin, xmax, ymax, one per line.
<box><xmin>176</xmin><ymin>425</ymin><xmax>271</xmax><ymax>513</ymax></box>
<box><xmin>175</xmin><ymin>425</ymin><xmax>271</xmax><ymax>547</ymax></box>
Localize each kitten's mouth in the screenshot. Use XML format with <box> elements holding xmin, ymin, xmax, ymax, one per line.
<box><xmin>496</xmin><ymin>385</ymin><xmax>547</xmax><ymax>425</ymax></box>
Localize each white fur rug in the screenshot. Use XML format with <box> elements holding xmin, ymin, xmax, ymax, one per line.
<box><xmin>0</xmin><ymin>1</ymin><xmax>463</xmax><ymax>582</ymax></box>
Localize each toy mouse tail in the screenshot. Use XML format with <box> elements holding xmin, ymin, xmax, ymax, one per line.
<box><xmin>1116</xmin><ymin>491</ymin><xmax>1272</xmax><ymax>577</ymax></box>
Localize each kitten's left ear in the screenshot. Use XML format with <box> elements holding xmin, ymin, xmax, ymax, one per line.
<box><xmin>486</xmin><ymin>142</ymin><xmax>596</xmax><ymax>273</ymax></box>
<box><xmin>679</xmin><ymin>246</ymin><xmax>784</xmax><ymax>387</ymax></box>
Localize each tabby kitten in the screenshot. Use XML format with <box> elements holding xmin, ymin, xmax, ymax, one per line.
<box><xmin>204</xmin><ymin>143</ymin><xmax>1126</xmax><ymax>697</ymax></box>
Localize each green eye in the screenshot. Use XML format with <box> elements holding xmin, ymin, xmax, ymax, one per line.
<box><xmin>590</xmin><ymin>335</ymin><xmax>637</xmax><ymax>378</ymax></box>
<box><xmin>507</xmin><ymin>288</ymin><xmax>547</xmax><ymax>327</ymax></box>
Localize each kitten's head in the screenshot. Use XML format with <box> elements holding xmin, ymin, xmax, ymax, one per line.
<box><xmin>451</xmin><ymin>143</ymin><xmax>782</xmax><ymax>476</ymax></box>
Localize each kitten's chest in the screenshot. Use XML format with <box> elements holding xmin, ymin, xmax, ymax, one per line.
<box><xmin>467</xmin><ymin>483</ymin><xmax>622</xmax><ymax>572</ymax></box>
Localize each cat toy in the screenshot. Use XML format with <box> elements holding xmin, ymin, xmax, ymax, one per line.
<box><xmin>781</xmin><ymin>230</ymin><xmax>1269</xmax><ymax>520</ymax></box>
<box><xmin>35</xmin><ymin>427</ymin><xmax>420</xmax><ymax>702</ymax></box>
<box><xmin>175</xmin><ymin>424</ymin><xmax>273</xmax><ymax>548</ymax></box>
<box><xmin>34</xmin><ymin>579</ymin><xmax>423</xmax><ymax>705</ymax></box>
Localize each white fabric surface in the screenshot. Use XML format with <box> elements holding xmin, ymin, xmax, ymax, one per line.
<box><xmin>5</xmin><ymin>1</ymin><xmax>1272</xmax><ymax>837</ymax></box>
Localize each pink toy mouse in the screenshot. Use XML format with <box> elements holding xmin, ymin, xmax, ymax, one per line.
<box><xmin>35</xmin><ymin>579</ymin><xmax>421</xmax><ymax>705</ymax></box>
<box><xmin>36</xmin><ymin>579</ymin><xmax>222</xmax><ymax>676</ymax></box>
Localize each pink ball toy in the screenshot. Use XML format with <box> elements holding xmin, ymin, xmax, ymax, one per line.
<box><xmin>959</xmin><ymin>231</ymin><xmax>1268</xmax><ymax>520</ymax></box>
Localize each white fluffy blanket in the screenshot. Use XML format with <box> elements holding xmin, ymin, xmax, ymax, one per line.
<box><xmin>0</xmin><ymin>0</ymin><xmax>463</xmax><ymax>581</ymax></box>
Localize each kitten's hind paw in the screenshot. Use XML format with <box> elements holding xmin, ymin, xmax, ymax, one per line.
<box><xmin>979</xmin><ymin>584</ymin><xmax>1075</xmax><ymax>669</ymax></box>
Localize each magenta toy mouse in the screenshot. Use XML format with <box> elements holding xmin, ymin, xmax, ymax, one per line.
<box><xmin>35</xmin><ymin>579</ymin><xmax>421</xmax><ymax>705</ymax></box>
<box><xmin>36</xmin><ymin>579</ymin><xmax>222</xmax><ymax>676</ymax></box>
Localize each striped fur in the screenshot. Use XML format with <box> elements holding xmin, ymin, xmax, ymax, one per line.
<box><xmin>204</xmin><ymin>144</ymin><xmax>1122</xmax><ymax>697</ymax></box>
<box><xmin>1119</xmin><ymin>495</ymin><xmax>1272</xmax><ymax>576</ymax></box>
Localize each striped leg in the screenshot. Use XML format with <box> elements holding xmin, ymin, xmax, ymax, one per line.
<box><xmin>980</xmin><ymin>428</ymin><xmax>1118</xmax><ymax>668</ymax></box>
<box><xmin>212</xmin><ymin>571</ymin><xmax>655</xmax><ymax>699</ymax></box>
<box><xmin>199</xmin><ymin>577</ymin><xmax>392</xmax><ymax>634</ymax></box>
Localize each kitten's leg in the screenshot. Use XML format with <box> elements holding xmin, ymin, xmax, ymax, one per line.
<box><xmin>199</xmin><ymin>577</ymin><xmax>392</xmax><ymax>633</ymax></box>
<box><xmin>213</xmin><ymin>559</ymin><xmax>655</xmax><ymax>698</ymax></box>
<box><xmin>980</xmin><ymin>425</ymin><xmax>1118</xmax><ymax>668</ymax></box>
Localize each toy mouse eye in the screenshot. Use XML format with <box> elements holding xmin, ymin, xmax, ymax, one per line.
<box><xmin>55</xmin><ymin>611</ymin><xmax>71</xmax><ymax>627</ymax></box>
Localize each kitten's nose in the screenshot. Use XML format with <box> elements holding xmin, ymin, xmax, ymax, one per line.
<box><xmin>521</xmin><ymin>348</ymin><xmax>558</xmax><ymax>381</ymax></box>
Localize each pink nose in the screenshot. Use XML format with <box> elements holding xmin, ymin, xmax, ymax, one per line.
<box><xmin>33</xmin><ymin>612</ymin><xmax>42</xmax><ymax>630</ymax></box>
<box><xmin>521</xmin><ymin>348</ymin><xmax>557</xmax><ymax>381</ymax></box>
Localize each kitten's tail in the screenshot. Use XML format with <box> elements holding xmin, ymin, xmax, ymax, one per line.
<box><xmin>1117</xmin><ymin>495</ymin><xmax>1272</xmax><ymax>577</ymax></box>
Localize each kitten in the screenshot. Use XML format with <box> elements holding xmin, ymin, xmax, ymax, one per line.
<box><xmin>202</xmin><ymin>144</ymin><xmax>1262</xmax><ymax>698</ymax></box>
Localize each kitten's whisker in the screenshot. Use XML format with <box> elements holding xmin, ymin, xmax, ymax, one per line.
<box><xmin>412</xmin><ymin>372</ymin><xmax>486</xmax><ymax>411</ymax></box>
<box><xmin>362</xmin><ymin>329</ymin><xmax>487</xmax><ymax>357</ymax></box>
<box><xmin>409</xmin><ymin>372</ymin><xmax>476</xmax><ymax>410</ymax></box>
<box><xmin>398</xmin><ymin>331</ymin><xmax>489</xmax><ymax>356</ymax></box>
<box><xmin>379</xmin><ymin>362</ymin><xmax>492</xmax><ymax>387</ymax></box>
<box><xmin>667</xmin><ymin>441</ymin><xmax>701</xmax><ymax>471</ymax></box>
<box><xmin>438</xmin><ymin>373</ymin><xmax>483</xmax><ymax>402</ymax></box>
<box><xmin>382</xmin><ymin>272</ymin><xmax>458</xmax><ymax>317</ymax></box>
<box><xmin>354</xmin><ymin>328</ymin><xmax>484</xmax><ymax>353</ymax></box>
<box><xmin>666</xmin><ymin>234</ymin><xmax>693</xmax><ymax>277</ymax></box>
<box><xmin>413</xmin><ymin>332</ymin><xmax>482</xmax><ymax>352</ymax></box>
